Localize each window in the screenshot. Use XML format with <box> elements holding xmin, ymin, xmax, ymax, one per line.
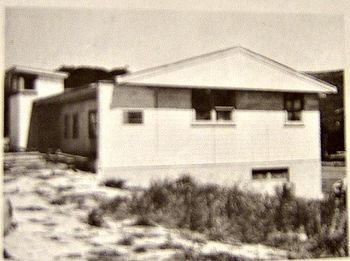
<box><xmin>124</xmin><ymin>111</ymin><xmax>143</xmax><ymax>124</ymax></box>
<box><xmin>24</xmin><ymin>78</ymin><xmax>35</xmax><ymax>90</ymax></box>
<box><xmin>64</xmin><ymin>114</ymin><xmax>69</xmax><ymax>139</ymax></box>
<box><xmin>192</xmin><ymin>89</ymin><xmax>235</xmax><ymax>122</ymax></box>
<box><xmin>72</xmin><ymin>113</ymin><xmax>79</xmax><ymax>139</ymax></box>
<box><xmin>192</xmin><ymin>89</ymin><xmax>212</xmax><ymax>120</ymax></box>
<box><xmin>88</xmin><ymin>110</ymin><xmax>98</xmax><ymax>139</ymax></box>
<box><xmin>16</xmin><ymin>76</ymin><xmax>35</xmax><ymax>91</ymax></box>
<box><xmin>252</xmin><ymin>168</ymin><xmax>289</xmax><ymax>180</ymax></box>
<box><xmin>284</xmin><ymin>93</ymin><xmax>304</xmax><ymax>121</ymax></box>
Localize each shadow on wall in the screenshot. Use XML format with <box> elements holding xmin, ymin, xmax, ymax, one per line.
<box><xmin>27</xmin><ymin>103</ymin><xmax>61</xmax><ymax>153</ymax></box>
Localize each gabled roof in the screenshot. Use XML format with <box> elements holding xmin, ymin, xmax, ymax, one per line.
<box><xmin>6</xmin><ymin>66</ymin><xmax>68</xmax><ymax>79</ymax></box>
<box><xmin>118</xmin><ymin>46</ymin><xmax>337</xmax><ymax>94</ymax></box>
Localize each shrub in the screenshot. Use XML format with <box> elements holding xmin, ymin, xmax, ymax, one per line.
<box><xmin>118</xmin><ymin>236</ymin><xmax>134</xmax><ymax>246</ymax></box>
<box><xmin>132</xmin><ymin>216</ymin><xmax>155</xmax><ymax>227</ymax></box>
<box><xmin>133</xmin><ymin>246</ymin><xmax>146</xmax><ymax>253</ymax></box>
<box><xmin>103</xmin><ymin>178</ymin><xmax>126</xmax><ymax>189</ymax></box>
<box><xmin>49</xmin><ymin>197</ymin><xmax>66</xmax><ymax>205</ymax></box>
<box><xmin>158</xmin><ymin>242</ymin><xmax>184</xmax><ymax>250</ymax></box>
<box><xmin>100</xmin><ymin>196</ymin><xmax>127</xmax><ymax>214</ymax></box>
<box><xmin>87</xmin><ymin>208</ymin><xmax>103</xmax><ymax>227</ymax></box>
<box><xmin>101</xmin><ymin>175</ymin><xmax>347</xmax><ymax>258</ymax></box>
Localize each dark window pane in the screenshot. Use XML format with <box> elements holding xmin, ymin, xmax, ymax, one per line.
<box><xmin>292</xmin><ymin>111</ymin><xmax>301</xmax><ymax>121</ymax></box>
<box><xmin>72</xmin><ymin>113</ymin><xmax>79</xmax><ymax>139</ymax></box>
<box><xmin>294</xmin><ymin>99</ymin><xmax>302</xmax><ymax>110</ymax></box>
<box><xmin>285</xmin><ymin>100</ymin><xmax>293</xmax><ymax>111</ymax></box>
<box><xmin>89</xmin><ymin>110</ymin><xmax>97</xmax><ymax>139</ymax></box>
<box><xmin>196</xmin><ymin>110</ymin><xmax>211</xmax><ymax>120</ymax></box>
<box><xmin>216</xmin><ymin>110</ymin><xmax>232</xmax><ymax>121</ymax></box>
<box><xmin>125</xmin><ymin>111</ymin><xmax>143</xmax><ymax>124</ymax></box>
<box><xmin>192</xmin><ymin>89</ymin><xmax>211</xmax><ymax>111</ymax></box>
<box><xmin>64</xmin><ymin>115</ymin><xmax>69</xmax><ymax>139</ymax></box>
<box><xmin>252</xmin><ymin>168</ymin><xmax>289</xmax><ymax>180</ymax></box>
<box><xmin>252</xmin><ymin>173</ymin><xmax>267</xmax><ymax>180</ymax></box>
<box><xmin>192</xmin><ymin>89</ymin><xmax>211</xmax><ymax>121</ymax></box>
<box><xmin>213</xmin><ymin>90</ymin><xmax>235</xmax><ymax>107</ymax></box>
<box><xmin>24</xmin><ymin>78</ymin><xmax>35</xmax><ymax>90</ymax></box>
<box><xmin>284</xmin><ymin>93</ymin><xmax>304</xmax><ymax>121</ymax></box>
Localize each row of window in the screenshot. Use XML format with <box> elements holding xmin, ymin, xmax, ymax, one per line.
<box><xmin>62</xmin><ymin>92</ymin><xmax>304</xmax><ymax>136</ymax></box>
<box><xmin>63</xmin><ymin>110</ymin><xmax>141</xmax><ymax>140</ymax></box>
<box><xmin>63</xmin><ymin>110</ymin><xmax>97</xmax><ymax>139</ymax></box>
<box><xmin>192</xmin><ymin>90</ymin><xmax>304</xmax><ymax>122</ymax></box>
<box><xmin>126</xmin><ymin>91</ymin><xmax>304</xmax><ymax>125</ymax></box>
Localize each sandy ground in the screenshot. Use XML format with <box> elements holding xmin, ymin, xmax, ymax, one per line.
<box><xmin>4</xmin><ymin>156</ymin><xmax>289</xmax><ymax>261</ymax></box>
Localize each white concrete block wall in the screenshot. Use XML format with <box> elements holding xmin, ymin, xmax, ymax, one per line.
<box><xmin>9</xmin><ymin>95</ymin><xmax>21</xmax><ymax>149</ymax></box>
<box><xmin>97</xmin><ymin>81</ymin><xmax>115</xmax><ymax>173</ymax></box>
<box><xmin>99</xmin><ymin>108</ymin><xmax>320</xmax><ymax>167</ymax></box>
<box><xmin>35</xmin><ymin>77</ymin><xmax>65</xmax><ymax>98</ymax></box>
<box><xmin>97</xmin><ymin>83</ymin><xmax>323</xmax><ymax>199</ymax></box>
<box><xmin>9</xmin><ymin>93</ymin><xmax>37</xmax><ymax>150</ymax></box>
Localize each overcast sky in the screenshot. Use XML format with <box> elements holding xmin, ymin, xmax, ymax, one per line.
<box><xmin>5</xmin><ymin>7</ymin><xmax>345</xmax><ymax>72</ymax></box>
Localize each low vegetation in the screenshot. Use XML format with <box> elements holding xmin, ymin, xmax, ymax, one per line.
<box><xmin>97</xmin><ymin>175</ymin><xmax>347</xmax><ymax>259</ymax></box>
<box><xmin>102</xmin><ymin>178</ymin><xmax>126</xmax><ymax>189</ymax></box>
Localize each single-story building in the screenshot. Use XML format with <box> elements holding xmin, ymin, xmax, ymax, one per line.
<box><xmin>6</xmin><ymin>46</ymin><xmax>337</xmax><ymax>198</ymax></box>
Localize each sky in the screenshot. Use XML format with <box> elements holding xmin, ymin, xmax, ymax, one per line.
<box><xmin>5</xmin><ymin>7</ymin><xmax>345</xmax><ymax>73</ymax></box>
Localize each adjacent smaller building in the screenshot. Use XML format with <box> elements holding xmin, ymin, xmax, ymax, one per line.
<box><xmin>4</xmin><ymin>66</ymin><xmax>68</xmax><ymax>151</ymax></box>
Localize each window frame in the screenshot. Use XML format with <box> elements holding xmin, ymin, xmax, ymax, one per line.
<box><xmin>72</xmin><ymin>113</ymin><xmax>79</xmax><ymax>139</ymax></box>
<box><xmin>123</xmin><ymin>110</ymin><xmax>144</xmax><ymax>125</ymax></box>
<box><xmin>252</xmin><ymin>168</ymin><xmax>289</xmax><ymax>181</ymax></box>
<box><xmin>88</xmin><ymin>110</ymin><xmax>98</xmax><ymax>139</ymax></box>
<box><xmin>191</xmin><ymin>89</ymin><xmax>235</xmax><ymax>125</ymax></box>
<box><xmin>284</xmin><ymin>93</ymin><xmax>304</xmax><ymax>124</ymax></box>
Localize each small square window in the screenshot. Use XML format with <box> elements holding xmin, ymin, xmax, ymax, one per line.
<box><xmin>215</xmin><ymin>106</ymin><xmax>233</xmax><ymax>121</ymax></box>
<box><xmin>124</xmin><ymin>111</ymin><xmax>143</xmax><ymax>124</ymax></box>
<box><xmin>196</xmin><ymin>110</ymin><xmax>211</xmax><ymax>120</ymax></box>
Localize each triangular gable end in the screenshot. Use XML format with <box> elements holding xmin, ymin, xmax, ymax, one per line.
<box><xmin>118</xmin><ymin>46</ymin><xmax>337</xmax><ymax>94</ymax></box>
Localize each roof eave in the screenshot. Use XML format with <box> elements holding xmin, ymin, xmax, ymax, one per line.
<box><xmin>119</xmin><ymin>82</ymin><xmax>337</xmax><ymax>94</ymax></box>
<box><xmin>7</xmin><ymin>66</ymin><xmax>69</xmax><ymax>79</ymax></box>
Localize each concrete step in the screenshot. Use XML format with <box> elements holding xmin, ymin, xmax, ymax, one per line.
<box><xmin>4</xmin><ymin>152</ymin><xmax>44</xmax><ymax>161</ymax></box>
<box><xmin>4</xmin><ymin>152</ymin><xmax>47</xmax><ymax>171</ymax></box>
